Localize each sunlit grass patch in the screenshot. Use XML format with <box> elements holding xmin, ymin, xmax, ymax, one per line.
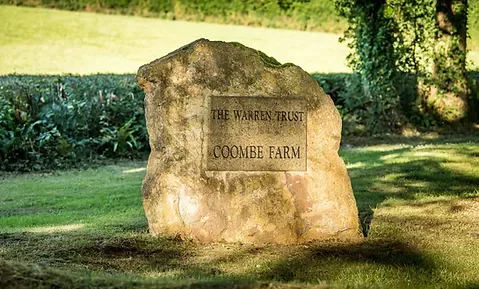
<box><xmin>0</xmin><ymin>5</ymin><xmax>351</xmax><ymax>75</ymax></box>
<box><xmin>0</xmin><ymin>161</ymin><xmax>148</xmax><ymax>232</ymax></box>
<box><xmin>25</xmin><ymin>224</ymin><xmax>85</xmax><ymax>233</ymax></box>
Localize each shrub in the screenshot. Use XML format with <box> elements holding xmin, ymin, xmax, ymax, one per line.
<box><xmin>313</xmin><ymin>71</ymin><xmax>479</xmax><ymax>135</ymax></box>
<box><xmin>0</xmin><ymin>74</ymin><xmax>147</xmax><ymax>171</ymax></box>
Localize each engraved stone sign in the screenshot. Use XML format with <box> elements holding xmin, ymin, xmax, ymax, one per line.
<box><xmin>207</xmin><ymin>96</ymin><xmax>307</xmax><ymax>171</ymax></box>
<box><xmin>137</xmin><ymin>39</ymin><xmax>362</xmax><ymax>244</ymax></box>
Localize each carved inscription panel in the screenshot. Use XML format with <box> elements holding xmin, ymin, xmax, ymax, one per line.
<box><xmin>207</xmin><ymin>96</ymin><xmax>307</xmax><ymax>171</ymax></box>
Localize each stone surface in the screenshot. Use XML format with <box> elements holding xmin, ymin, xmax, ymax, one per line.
<box><xmin>137</xmin><ymin>38</ymin><xmax>361</xmax><ymax>244</ymax></box>
<box><xmin>208</xmin><ymin>96</ymin><xmax>307</xmax><ymax>171</ymax></box>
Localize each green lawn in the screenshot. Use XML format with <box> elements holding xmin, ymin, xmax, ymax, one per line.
<box><xmin>0</xmin><ymin>5</ymin><xmax>351</xmax><ymax>75</ymax></box>
<box><xmin>1</xmin><ymin>5</ymin><xmax>478</xmax><ymax>76</ymax></box>
<box><xmin>1</xmin><ymin>138</ymin><xmax>478</xmax><ymax>288</ymax></box>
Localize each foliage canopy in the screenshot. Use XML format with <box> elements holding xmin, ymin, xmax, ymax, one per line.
<box><xmin>335</xmin><ymin>0</ymin><xmax>473</xmax><ymax>132</ymax></box>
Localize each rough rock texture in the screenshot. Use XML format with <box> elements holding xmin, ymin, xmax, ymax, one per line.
<box><xmin>137</xmin><ymin>38</ymin><xmax>361</xmax><ymax>244</ymax></box>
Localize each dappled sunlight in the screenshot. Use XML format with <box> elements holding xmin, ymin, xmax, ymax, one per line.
<box><xmin>369</xmin><ymin>197</ymin><xmax>479</xmax><ymax>257</ymax></box>
<box><xmin>187</xmin><ymin>245</ymin><xmax>280</xmax><ymax>277</ymax></box>
<box><xmin>440</xmin><ymin>161</ymin><xmax>479</xmax><ymax>178</ymax></box>
<box><xmin>25</xmin><ymin>224</ymin><xmax>85</xmax><ymax>233</ymax></box>
<box><xmin>145</xmin><ymin>269</ymin><xmax>185</xmax><ymax>279</ymax></box>
<box><xmin>382</xmin><ymin>197</ymin><xmax>456</xmax><ymax>215</ymax></box>
<box><xmin>378</xmin><ymin>153</ymin><xmax>402</xmax><ymax>161</ymax></box>
<box><xmin>374</xmin><ymin>195</ymin><xmax>479</xmax><ymax>227</ymax></box>
<box><xmin>404</xmin><ymin>182</ymin><xmax>428</xmax><ymax>189</ymax></box>
<box><xmin>345</xmin><ymin>141</ymin><xmax>479</xmax><ymax>238</ymax></box>
<box><xmin>380</xmin><ymin>149</ymin><xmax>469</xmax><ymax>165</ymax></box>
<box><xmin>345</xmin><ymin>162</ymin><xmax>366</xmax><ymax>169</ymax></box>
<box><xmin>409</xmin><ymin>150</ymin><xmax>478</xmax><ymax>167</ymax></box>
<box><xmin>375</xmin><ymin>186</ymin><xmax>404</xmax><ymax>194</ymax></box>
<box><xmin>351</xmin><ymin>144</ymin><xmax>411</xmax><ymax>153</ymax></box>
<box><xmin>123</xmin><ymin>167</ymin><xmax>146</xmax><ymax>174</ymax></box>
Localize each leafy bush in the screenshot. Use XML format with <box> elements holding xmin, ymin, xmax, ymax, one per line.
<box><xmin>313</xmin><ymin>71</ymin><xmax>479</xmax><ymax>135</ymax></box>
<box><xmin>0</xmin><ymin>74</ymin><xmax>147</xmax><ymax>171</ymax></box>
<box><xmin>469</xmin><ymin>70</ymin><xmax>479</xmax><ymax>121</ymax></box>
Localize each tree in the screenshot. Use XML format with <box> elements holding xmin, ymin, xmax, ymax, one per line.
<box><xmin>335</xmin><ymin>0</ymin><xmax>402</xmax><ymax>133</ymax></box>
<box><xmin>336</xmin><ymin>0</ymin><xmax>471</xmax><ymax>129</ymax></box>
<box><xmin>422</xmin><ymin>0</ymin><xmax>469</xmax><ymax>122</ymax></box>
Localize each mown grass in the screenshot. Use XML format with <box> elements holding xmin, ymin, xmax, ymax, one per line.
<box><xmin>0</xmin><ymin>5</ymin><xmax>351</xmax><ymax>75</ymax></box>
<box><xmin>1</xmin><ymin>137</ymin><xmax>478</xmax><ymax>288</ymax></box>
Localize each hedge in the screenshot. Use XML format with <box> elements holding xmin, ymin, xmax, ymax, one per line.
<box><xmin>1</xmin><ymin>72</ymin><xmax>478</xmax><ymax>171</ymax></box>
<box><xmin>0</xmin><ymin>0</ymin><xmax>345</xmax><ymax>33</ymax></box>
<box><xmin>0</xmin><ymin>74</ymin><xmax>147</xmax><ymax>171</ymax></box>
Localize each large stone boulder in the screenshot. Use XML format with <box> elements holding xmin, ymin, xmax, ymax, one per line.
<box><xmin>137</xmin><ymin>38</ymin><xmax>361</xmax><ymax>244</ymax></box>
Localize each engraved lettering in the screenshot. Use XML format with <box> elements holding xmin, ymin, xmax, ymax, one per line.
<box><xmin>287</xmin><ymin>112</ymin><xmax>294</xmax><ymax>121</ymax></box>
<box><xmin>284</xmin><ymin>146</ymin><xmax>290</xmax><ymax>158</ymax></box>
<box><xmin>239</xmin><ymin>145</ymin><xmax>248</xmax><ymax>158</ymax></box>
<box><xmin>268</xmin><ymin>146</ymin><xmax>301</xmax><ymax>159</ymax></box>
<box><xmin>292</xmin><ymin>146</ymin><xmax>300</xmax><ymax>159</ymax></box>
<box><xmin>211</xmin><ymin>109</ymin><xmax>230</xmax><ymax>120</ymax></box>
<box><xmin>221</xmin><ymin>146</ymin><xmax>229</xmax><ymax>158</ymax></box>
<box><xmin>230</xmin><ymin>145</ymin><xmax>238</xmax><ymax>158</ymax></box>
<box><xmin>213</xmin><ymin>145</ymin><xmax>221</xmax><ymax>158</ymax></box>
<box><xmin>274</xmin><ymin>110</ymin><xmax>305</xmax><ymax>122</ymax></box>
<box><xmin>250</xmin><ymin>146</ymin><xmax>257</xmax><ymax>158</ymax></box>
<box><xmin>208</xmin><ymin>97</ymin><xmax>306</xmax><ymax>171</ymax></box>
<box><xmin>213</xmin><ymin>145</ymin><xmax>265</xmax><ymax>159</ymax></box>
<box><xmin>261</xmin><ymin>110</ymin><xmax>272</xmax><ymax>121</ymax></box>
<box><xmin>275</xmin><ymin>146</ymin><xmax>282</xmax><ymax>158</ymax></box>
<box><xmin>233</xmin><ymin>110</ymin><xmax>242</xmax><ymax>120</ymax></box>
<box><xmin>232</xmin><ymin>110</ymin><xmax>275</xmax><ymax>121</ymax></box>
<box><xmin>298</xmin><ymin>112</ymin><xmax>305</xmax><ymax>121</ymax></box>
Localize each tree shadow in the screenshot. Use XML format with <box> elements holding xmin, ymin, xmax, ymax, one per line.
<box><xmin>253</xmin><ymin>240</ymin><xmax>433</xmax><ymax>284</ymax></box>
<box><xmin>341</xmin><ymin>144</ymin><xmax>479</xmax><ymax>236</ymax></box>
<box><xmin>0</xmin><ymin>231</ymin><xmax>448</xmax><ymax>288</ymax></box>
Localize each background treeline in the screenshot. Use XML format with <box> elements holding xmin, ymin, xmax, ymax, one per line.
<box><xmin>1</xmin><ymin>73</ymin><xmax>478</xmax><ymax>171</ymax></box>
<box><xmin>2</xmin><ymin>0</ymin><xmax>479</xmax><ymax>37</ymax></box>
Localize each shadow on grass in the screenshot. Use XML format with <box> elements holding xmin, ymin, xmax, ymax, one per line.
<box><xmin>6</xmin><ymin>227</ymin><xmax>477</xmax><ymax>288</ymax></box>
<box><xmin>341</xmin><ymin>144</ymin><xmax>479</xmax><ymax>236</ymax></box>
<box><xmin>0</xmin><ymin>231</ymin><xmax>445</xmax><ymax>288</ymax></box>
<box><xmin>254</xmin><ymin>240</ymin><xmax>434</xmax><ymax>285</ymax></box>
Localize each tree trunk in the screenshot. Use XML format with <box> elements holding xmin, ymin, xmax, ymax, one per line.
<box><xmin>424</xmin><ymin>0</ymin><xmax>468</xmax><ymax>122</ymax></box>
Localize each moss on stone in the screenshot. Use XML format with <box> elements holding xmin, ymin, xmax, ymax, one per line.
<box><xmin>227</xmin><ymin>41</ymin><xmax>296</xmax><ymax>68</ymax></box>
<box><xmin>255</xmin><ymin>50</ymin><xmax>282</xmax><ymax>66</ymax></box>
<box><xmin>281</xmin><ymin>62</ymin><xmax>296</xmax><ymax>67</ymax></box>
